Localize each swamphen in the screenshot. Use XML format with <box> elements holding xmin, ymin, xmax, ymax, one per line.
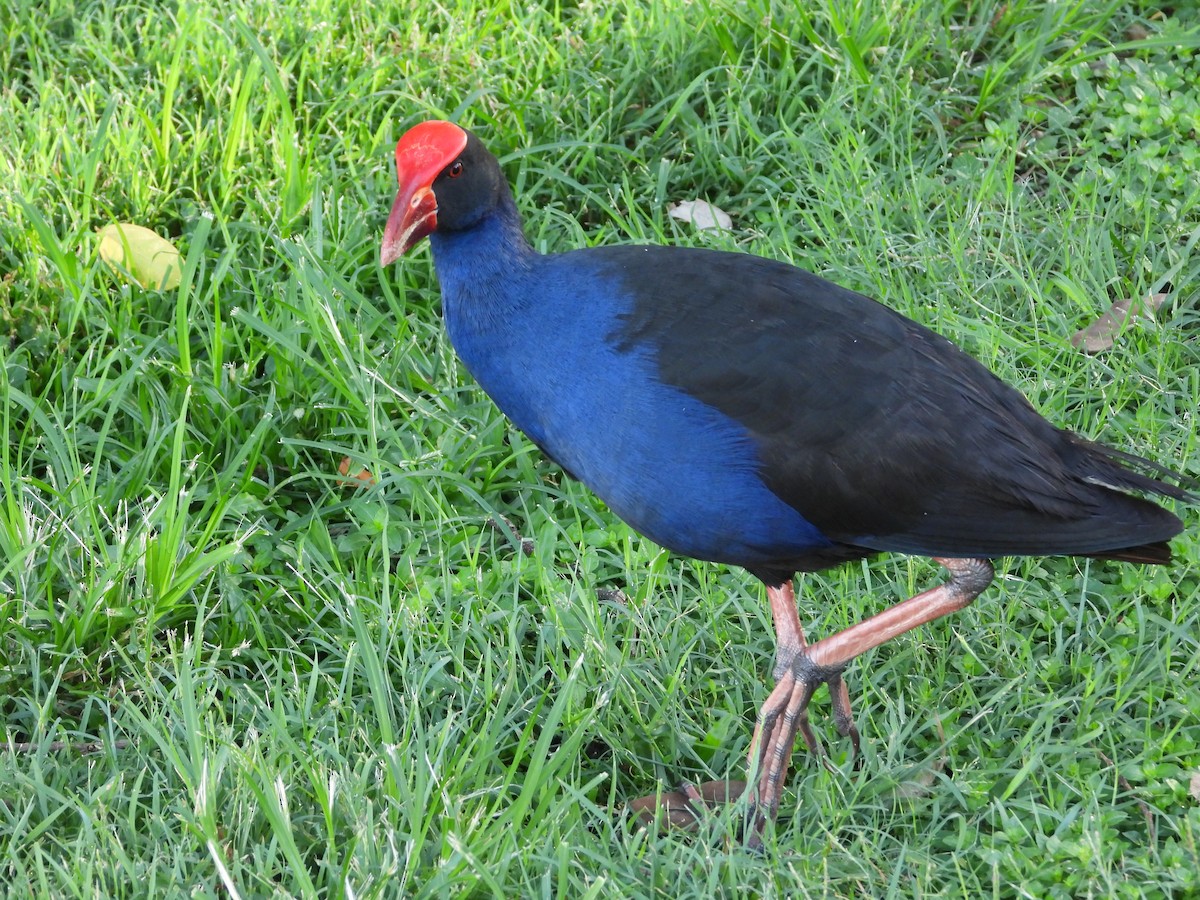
<box><xmin>380</xmin><ymin>120</ymin><xmax>1192</xmax><ymax>846</ymax></box>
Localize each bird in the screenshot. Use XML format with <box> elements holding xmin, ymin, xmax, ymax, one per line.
<box><xmin>380</xmin><ymin>119</ymin><xmax>1192</xmax><ymax>847</ymax></box>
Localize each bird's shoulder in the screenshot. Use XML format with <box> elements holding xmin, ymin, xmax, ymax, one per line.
<box><xmin>555</xmin><ymin>243</ymin><xmax>933</xmax><ymax>437</ymax></box>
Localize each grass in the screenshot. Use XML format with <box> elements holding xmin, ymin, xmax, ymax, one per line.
<box><xmin>2</xmin><ymin>0</ymin><xmax>1199</xmax><ymax>895</ymax></box>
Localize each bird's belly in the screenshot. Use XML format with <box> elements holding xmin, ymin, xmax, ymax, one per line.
<box><xmin>486</xmin><ymin>364</ymin><xmax>833</xmax><ymax>567</ymax></box>
<box><xmin>597</xmin><ymin>464</ymin><xmax>832</xmax><ymax>567</ymax></box>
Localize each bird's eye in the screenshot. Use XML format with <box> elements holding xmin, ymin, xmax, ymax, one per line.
<box><xmin>448</xmin><ymin>161</ymin><xmax>464</xmax><ymax>178</ymax></box>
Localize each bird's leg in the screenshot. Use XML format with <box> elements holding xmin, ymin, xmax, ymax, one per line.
<box><xmin>745</xmin><ymin>583</ymin><xmax>813</xmax><ymax>801</ymax></box>
<box><xmin>768</xmin><ymin>580</ymin><xmax>808</xmax><ymax>676</ymax></box>
<box><xmin>630</xmin><ymin>583</ymin><xmax>809</xmax><ymax>834</ymax></box>
<box><xmin>761</xmin><ymin>582</ymin><xmax>860</xmax><ymax>758</ymax></box>
<box><xmin>744</xmin><ymin>557</ymin><xmax>994</xmax><ymax>848</ymax></box>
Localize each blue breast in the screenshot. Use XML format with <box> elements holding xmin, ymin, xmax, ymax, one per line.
<box><xmin>428</xmin><ymin>223</ymin><xmax>833</xmax><ymax>568</ymax></box>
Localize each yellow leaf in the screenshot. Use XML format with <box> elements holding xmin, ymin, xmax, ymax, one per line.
<box><xmin>97</xmin><ymin>223</ymin><xmax>182</xmax><ymax>290</ymax></box>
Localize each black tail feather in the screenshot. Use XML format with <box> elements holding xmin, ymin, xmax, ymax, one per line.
<box><xmin>1085</xmin><ymin>540</ymin><xmax>1174</xmax><ymax>565</ymax></box>
<box><xmin>1079</xmin><ymin>437</ymin><xmax>1198</xmax><ymax>504</ymax></box>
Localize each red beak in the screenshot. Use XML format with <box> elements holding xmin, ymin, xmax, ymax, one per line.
<box><xmin>380</xmin><ymin>183</ymin><xmax>437</xmax><ymax>266</ymax></box>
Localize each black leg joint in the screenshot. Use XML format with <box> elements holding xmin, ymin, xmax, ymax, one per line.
<box><xmin>941</xmin><ymin>557</ymin><xmax>995</xmax><ymax>596</ymax></box>
<box><xmin>789</xmin><ymin>649</ymin><xmax>846</xmax><ymax>685</ymax></box>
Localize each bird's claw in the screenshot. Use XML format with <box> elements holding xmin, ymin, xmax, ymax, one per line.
<box><xmin>742</xmin><ymin>651</ymin><xmax>861</xmax><ymax>848</ymax></box>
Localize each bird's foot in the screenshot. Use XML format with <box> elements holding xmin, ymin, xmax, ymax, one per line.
<box><xmin>627</xmin><ymin>779</ymin><xmax>748</xmax><ymax>832</ymax></box>
<box><xmin>743</xmin><ymin>651</ymin><xmax>861</xmax><ymax>849</ymax></box>
<box><xmin>742</xmin><ymin>558</ymin><xmax>992</xmax><ymax>848</ymax></box>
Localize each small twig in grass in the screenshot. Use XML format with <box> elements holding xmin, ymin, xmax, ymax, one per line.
<box><xmin>489</xmin><ymin>514</ymin><xmax>535</xmax><ymax>555</ymax></box>
<box><xmin>1097</xmin><ymin>750</ymin><xmax>1156</xmax><ymax>842</ymax></box>
<box><xmin>595</xmin><ymin>587</ymin><xmax>629</xmax><ymax>606</ymax></box>
<box><xmin>7</xmin><ymin>738</ymin><xmax>131</xmax><ymax>755</ymax></box>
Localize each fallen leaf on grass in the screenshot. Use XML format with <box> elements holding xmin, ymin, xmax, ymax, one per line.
<box><xmin>595</xmin><ymin>586</ymin><xmax>628</xmax><ymax>606</ymax></box>
<box><xmin>1070</xmin><ymin>292</ymin><xmax>1169</xmax><ymax>352</ymax></box>
<box><xmin>1125</xmin><ymin>22</ymin><xmax>1150</xmax><ymax>42</ymax></box>
<box><xmin>97</xmin><ymin>223</ymin><xmax>182</xmax><ymax>290</ymax></box>
<box><xmin>894</xmin><ymin>756</ymin><xmax>948</xmax><ymax>799</ymax></box>
<box><xmin>668</xmin><ymin>199</ymin><xmax>732</xmax><ymax>231</ymax></box>
<box><xmin>627</xmin><ymin>779</ymin><xmax>747</xmax><ymax>831</ymax></box>
<box><xmin>337</xmin><ymin>456</ymin><xmax>376</xmax><ymax>488</ymax></box>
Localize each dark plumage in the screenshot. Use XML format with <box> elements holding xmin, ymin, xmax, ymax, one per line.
<box><xmin>381</xmin><ymin>120</ymin><xmax>1192</xmax><ymax>846</ymax></box>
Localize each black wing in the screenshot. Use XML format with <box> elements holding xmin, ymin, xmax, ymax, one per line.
<box><xmin>606</xmin><ymin>246</ymin><xmax>1187</xmax><ymax>563</ymax></box>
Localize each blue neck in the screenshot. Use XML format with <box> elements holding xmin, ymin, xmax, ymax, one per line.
<box><xmin>429</xmin><ymin>192</ymin><xmax>535</xmax><ymax>304</ymax></box>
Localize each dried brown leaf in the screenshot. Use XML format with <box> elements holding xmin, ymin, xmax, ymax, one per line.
<box><xmin>627</xmin><ymin>779</ymin><xmax>747</xmax><ymax>831</ymax></box>
<box><xmin>896</xmin><ymin>719</ymin><xmax>948</xmax><ymax>799</ymax></box>
<box><xmin>1125</xmin><ymin>23</ymin><xmax>1150</xmax><ymax>42</ymax></box>
<box><xmin>1070</xmin><ymin>292</ymin><xmax>1168</xmax><ymax>353</ymax></box>
<box><xmin>337</xmin><ymin>456</ymin><xmax>376</xmax><ymax>487</ymax></box>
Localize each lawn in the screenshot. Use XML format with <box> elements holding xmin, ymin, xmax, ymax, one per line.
<box><xmin>2</xmin><ymin>0</ymin><xmax>1199</xmax><ymax>896</ymax></box>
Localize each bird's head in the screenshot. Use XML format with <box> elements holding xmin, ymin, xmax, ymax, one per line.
<box><xmin>380</xmin><ymin>120</ymin><xmax>503</xmax><ymax>265</ymax></box>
